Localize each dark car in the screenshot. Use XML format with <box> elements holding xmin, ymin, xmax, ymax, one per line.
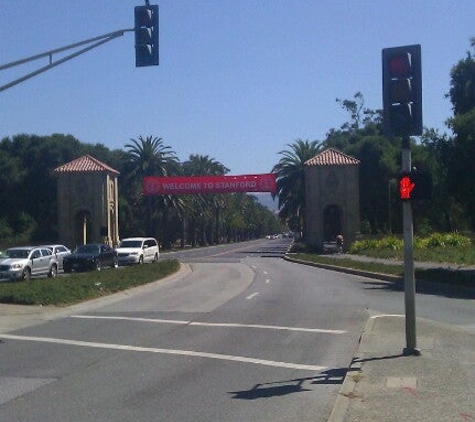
<box><xmin>63</xmin><ymin>243</ymin><xmax>118</xmax><ymax>273</ymax></box>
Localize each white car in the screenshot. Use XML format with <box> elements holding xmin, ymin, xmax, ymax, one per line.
<box><xmin>0</xmin><ymin>246</ymin><xmax>59</xmax><ymax>281</ymax></box>
<box><xmin>41</xmin><ymin>244</ymin><xmax>71</xmax><ymax>271</ymax></box>
<box><xmin>116</xmin><ymin>237</ymin><xmax>159</xmax><ymax>265</ymax></box>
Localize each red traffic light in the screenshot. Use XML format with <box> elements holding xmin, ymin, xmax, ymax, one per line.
<box><xmin>382</xmin><ymin>45</ymin><xmax>422</xmax><ymax>137</ymax></box>
<box><xmin>388</xmin><ymin>53</ymin><xmax>411</xmax><ymax>77</ymax></box>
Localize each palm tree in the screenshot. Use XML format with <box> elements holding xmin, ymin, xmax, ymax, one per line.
<box><xmin>124</xmin><ymin>135</ymin><xmax>182</xmax><ymax>243</ymax></box>
<box><xmin>124</xmin><ymin>135</ymin><xmax>178</xmax><ymax>177</ymax></box>
<box><xmin>272</xmin><ymin>139</ymin><xmax>323</xmax><ymax>238</ymax></box>
<box><xmin>181</xmin><ymin>155</ymin><xmax>229</xmax><ymax>246</ymax></box>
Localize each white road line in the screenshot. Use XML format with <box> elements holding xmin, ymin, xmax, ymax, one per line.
<box><xmin>0</xmin><ymin>334</ymin><xmax>327</xmax><ymax>372</ymax></box>
<box><xmin>210</xmin><ymin>244</ymin><xmax>254</xmax><ymax>257</ymax></box>
<box><xmin>70</xmin><ymin>315</ymin><xmax>346</xmax><ymax>334</ymax></box>
<box><xmin>265</xmin><ymin>279</ymin><xmax>270</xmax><ymax>284</ymax></box>
<box><xmin>246</xmin><ymin>292</ymin><xmax>259</xmax><ymax>300</ymax></box>
<box><xmin>263</xmin><ymin>271</ymin><xmax>268</xmax><ymax>275</ymax></box>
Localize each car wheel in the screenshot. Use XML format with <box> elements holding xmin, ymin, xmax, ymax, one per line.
<box><xmin>111</xmin><ymin>257</ymin><xmax>118</xmax><ymax>269</ymax></box>
<box><xmin>22</xmin><ymin>267</ymin><xmax>31</xmax><ymax>281</ymax></box>
<box><xmin>138</xmin><ymin>255</ymin><xmax>144</xmax><ymax>265</ymax></box>
<box><xmin>96</xmin><ymin>260</ymin><xmax>102</xmax><ymax>271</ymax></box>
<box><xmin>48</xmin><ymin>264</ymin><xmax>58</xmax><ymax>278</ymax></box>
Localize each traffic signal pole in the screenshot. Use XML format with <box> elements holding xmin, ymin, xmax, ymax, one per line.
<box><xmin>1</xmin><ymin>3</ymin><xmax>160</xmax><ymax>92</ymax></box>
<box><xmin>382</xmin><ymin>44</ymin><xmax>422</xmax><ymax>356</ymax></box>
<box><xmin>402</xmin><ymin>136</ymin><xmax>420</xmax><ymax>356</ymax></box>
<box><xmin>0</xmin><ymin>29</ymin><xmax>134</xmax><ymax>93</ymax></box>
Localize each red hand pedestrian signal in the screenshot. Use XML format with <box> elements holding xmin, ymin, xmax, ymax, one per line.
<box><xmin>399</xmin><ymin>175</ymin><xmax>415</xmax><ymax>200</ymax></box>
<box><xmin>396</xmin><ymin>171</ymin><xmax>432</xmax><ymax>202</ymax></box>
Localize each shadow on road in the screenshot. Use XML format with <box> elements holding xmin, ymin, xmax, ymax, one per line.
<box><xmin>362</xmin><ymin>277</ymin><xmax>475</xmax><ymax>300</ymax></box>
<box><xmin>229</xmin><ymin>367</ymin><xmax>356</xmax><ymax>400</ymax></box>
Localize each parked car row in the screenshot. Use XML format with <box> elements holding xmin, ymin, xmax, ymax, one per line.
<box><xmin>0</xmin><ymin>237</ymin><xmax>160</xmax><ymax>282</ymax></box>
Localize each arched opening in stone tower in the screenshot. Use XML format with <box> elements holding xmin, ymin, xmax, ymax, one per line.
<box><xmin>323</xmin><ymin>204</ymin><xmax>342</xmax><ymax>242</ymax></box>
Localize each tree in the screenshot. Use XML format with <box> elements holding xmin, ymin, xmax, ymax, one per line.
<box><xmin>335</xmin><ymin>91</ymin><xmax>379</xmax><ymax>133</ymax></box>
<box><xmin>447</xmin><ymin>37</ymin><xmax>475</xmax><ymax>115</ymax></box>
<box><xmin>445</xmin><ymin>39</ymin><xmax>475</xmax><ymax>229</ymax></box>
<box><xmin>182</xmin><ymin>155</ymin><xmax>229</xmax><ymax>246</ymax></box>
<box><xmin>327</xmin><ymin>93</ymin><xmax>400</xmax><ymax>233</ymax></box>
<box><xmin>123</xmin><ymin>135</ymin><xmax>181</xmax><ymax>243</ymax></box>
<box><xmin>272</xmin><ymin>139</ymin><xmax>323</xmax><ymax>237</ymax></box>
<box><xmin>124</xmin><ymin>135</ymin><xmax>178</xmax><ymax>177</ymax></box>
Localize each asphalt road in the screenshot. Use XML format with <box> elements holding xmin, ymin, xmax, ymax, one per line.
<box><xmin>0</xmin><ymin>238</ymin><xmax>473</xmax><ymax>421</ymax></box>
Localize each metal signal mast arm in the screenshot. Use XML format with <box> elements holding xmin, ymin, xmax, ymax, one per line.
<box><xmin>0</xmin><ymin>28</ymin><xmax>133</xmax><ymax>93</ymax></box>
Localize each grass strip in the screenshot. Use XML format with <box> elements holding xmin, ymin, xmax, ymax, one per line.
<box><xmin>293</xmin><ymin>254</ymin><xmax>475</xmax><ymax>288</ymax></box>
<box><xmin>0</xmin><ymin>259</ymin><xmax>180</xmax><ymax>306</ymax></box>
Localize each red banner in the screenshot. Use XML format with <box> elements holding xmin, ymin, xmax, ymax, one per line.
<box><xmin>143</xmin><ymin>174</ymin><xmax>276</xmax><ymax>195</ymax></box>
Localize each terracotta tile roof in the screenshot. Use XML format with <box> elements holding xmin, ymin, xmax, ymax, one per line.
<box><xmin>54</xmin><ymin>155</ymin><xmax>120</xmax><ymax>175</ymax></box>
<box><xmin>305</xmin><ymin>148</ymin><xmax>360</xmax><ymax>166</ymax></box>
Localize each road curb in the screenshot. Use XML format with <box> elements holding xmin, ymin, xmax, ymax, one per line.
<box><xmin>327</xmin><ymin>315</ymin><xmax>376</xmax><ymax>422</ymax></box>
<box><xmin>283</xmin><ymin>255</ymin><xmax>402</xmax><ymax>283</ymax></box>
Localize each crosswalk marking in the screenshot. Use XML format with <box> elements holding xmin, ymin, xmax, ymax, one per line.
<box><xmin>0</xmin><ymin>333</ymin><xmax>327</xmax><ymax>372</ymax></box>
<box><xmin>70</xmin><ymin>315</ymin><xmax>347</xmax><ymax>334</ymax></box>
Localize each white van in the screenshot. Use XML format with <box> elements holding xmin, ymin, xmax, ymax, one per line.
<box><xmin>116</xmin><ymin>237</ymin><xmax>159</xmax><ymax>265</ymax></box>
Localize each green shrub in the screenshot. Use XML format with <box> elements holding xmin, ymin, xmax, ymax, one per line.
<box><xmin>442</xmin><ymin>232</ymin><xmax>471</xmax><ymax>247</ymax></box>
<box><xmin>413</xmin><ymin>236</ymin><xmax>429</xmax><ymax>249</ymax></box>
<box><xmin>378</xmin><ymin>236</ymin><xmax>403</xmax><ymax>251</ymax></box>
<box><xmin>349</xmin><ymin>238</ymin><xmax>380</xmax><ymax>253</ymax></box>
<box><xmin>425</xmin><ymin>232</ymin><xmax>471</xmax><ymax>248</ymax></box>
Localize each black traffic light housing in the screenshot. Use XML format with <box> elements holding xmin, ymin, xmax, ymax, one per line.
<box><xmin>134</xmin><ymin>5</ymin><xmax>159</xmax><ymax>67</ymax></box>
<box><xmin>398</xmin><ymin>170</ymin><xmax>432</xmax><ymax>201</ymax></box>
<box><xmin>382</xmin><ymin>44</ymin><xmax>422</xmax><ymax>137</ymax></box>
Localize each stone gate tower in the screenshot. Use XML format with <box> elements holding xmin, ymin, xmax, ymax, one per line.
<box><xmin>54</xmin><ymin>155</ymin><xmax>119</xmax><ymax>248</ymax></box>
<box><xmin>304</xmin><ymin>148</ymin><xmax>360</xmax><ymax>251</ymax></box>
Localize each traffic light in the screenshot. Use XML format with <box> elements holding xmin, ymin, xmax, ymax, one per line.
<box><xmin>134</xmin><ymin>5</ymin><xmax>159</xmax><ymax>67</ymax></box>
<box><xmin>398</xmin><ymin>170</ymin><xmax>432</xmax><ymax>201</ymax></box>
<box><xmin>382</xmin><ymin>44</ymin><xmax>422</xmax><ymax>136</ymax></box>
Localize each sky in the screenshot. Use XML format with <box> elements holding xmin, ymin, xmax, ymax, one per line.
<box><xmin>1</xmin><ymin>1</ymin><xmax>474</xmax><ymax>176</ymax></box>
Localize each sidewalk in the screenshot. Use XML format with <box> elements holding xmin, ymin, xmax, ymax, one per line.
<box><xmin>330</xmin><ymin>315</ymin><xmax>475</xmax><ymax>422</ymax></box>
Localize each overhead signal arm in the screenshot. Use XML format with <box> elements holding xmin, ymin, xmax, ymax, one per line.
<box><xmin>0</xmin><ymin>28</ymin><xmax>134</xmax><ymax>93</ymax></box>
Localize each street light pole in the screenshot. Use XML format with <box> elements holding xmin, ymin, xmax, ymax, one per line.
<box><xmin>401</xmin><ymin>136</ymin><xmax>420</xmax><ymax>356</ymax></box>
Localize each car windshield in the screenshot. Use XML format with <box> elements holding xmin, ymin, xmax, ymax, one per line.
<box><xmin>118</xmin><ymin>240</ymin><xmax>142</xmax><ymax>248</ymax></box>
<box><xmin>6</xmin><ymin>249</ymin><xmax>30</xmax><ymax>258</ymax></box>
<box><xmin>76</xmin><ymin>244</ymin><xmax>100</xmax><ymax>254</ymax></box>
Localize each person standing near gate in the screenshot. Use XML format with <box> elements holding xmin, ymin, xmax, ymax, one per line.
<box><xmin>336</xmin><ymin>234</ymin><xmax>344</xmax><ymax>253</ymax></box>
